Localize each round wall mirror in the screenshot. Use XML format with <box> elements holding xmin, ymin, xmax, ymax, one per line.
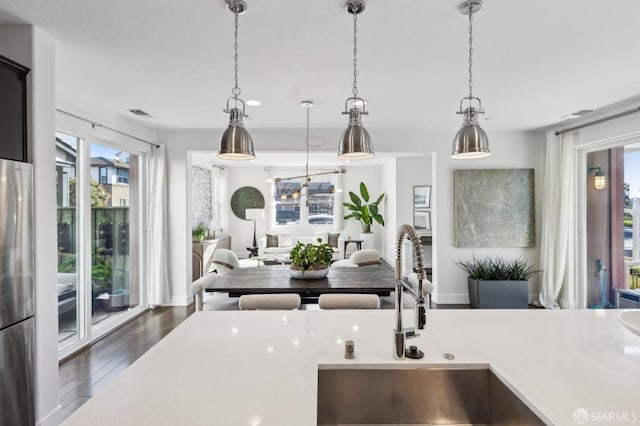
<box><xmin>230</xmin><ymin>186</ymin><xmax>265</xmax><ymax>220</ymax></box>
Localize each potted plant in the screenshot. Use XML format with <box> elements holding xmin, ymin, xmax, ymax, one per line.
<box><xmin>288</xmin><ymin>239</ymin><xmax>334</xmax><ymax>280</ymax></box>
<box><xmin>192</xmin><ymin>224</ymin><xmax>207</xmax><ymax>242</ymax></box>
<box><xmin>343</xmin><ymin>182</ymin><xmax>385</xmax><ymax>248</ymax></box>
<box><xmin>456</xmin><ymin>256</ymin><xmax>538</xmax><ymax>309</ymax></box>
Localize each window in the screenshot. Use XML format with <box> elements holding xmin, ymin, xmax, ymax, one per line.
<box><xmin>307</xmin><ymin>178</ymin><xmax>336</xmax><ymax>225</ymax></box>
<box><xmin>117</xmin><ymin>169</ymin><xmax>129</xmax><ymax>184</ymax></box>
<box><xmin>272</xmin><ymin>172</ymin><xmax>338</xmax><ymax>227</ymax></box>
<box><xmin>274</xmin><ymin>179</ymin><xmax>302</xmax><ymax>225</ymax></box>
<box><xmin>99</xmin><ymin>167</ymin><xmax>107</xmax><ymax>184</ymax></box>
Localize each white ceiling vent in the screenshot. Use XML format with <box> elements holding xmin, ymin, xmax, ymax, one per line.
<box><xmin>128</xmin><ymin>109</ymin><xmax>153</xmax><ymax>118</ymax></box>
<box><xmin>564</xmin><ymin>109</ymin><xmax>594</xmax><ymax>119</ymax></box>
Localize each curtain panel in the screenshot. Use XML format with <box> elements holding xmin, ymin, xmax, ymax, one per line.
<box><xmin>539</xmin><ymin>131</ymin><xmax>579</xmax><ymax>308</ymax></box>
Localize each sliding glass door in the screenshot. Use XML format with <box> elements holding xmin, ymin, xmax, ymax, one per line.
<box><xmin>584</xmin><ymin>141</ymin><xmax>640</xmax><ymax>308</ymax></box>
<box><xmin>56</xmin><ymin>132</ymin><xmax>147</xmax><ymax>353</ymax></box>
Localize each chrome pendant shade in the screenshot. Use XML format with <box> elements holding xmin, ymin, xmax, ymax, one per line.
<box><xmin>339</xmin><ymin>107</ymin><xmax>373</xmax><ymax>160</ymax></box>
<box><xmin>452</xmin><ymin>107</ymin><xmax>490</xmax><ymax>159</ymax></box>
<box><xmin>451</xmin><ymin>0</ymin><xmax>490</xmax><ymax>159</ymax></box>
<box><xmin>218</xmin><ymin>0</ymin><xmax>255</xmax><ymax>160</ymax></box>
<box><xmin>219</xmin><ymin>107</ymin><xmax>255</xmax><ymax>160</ymax></box>
<box><xmin>338</xmin><ymin>0</ymin><xmax>374</xmax><ymax>160</ymax></box>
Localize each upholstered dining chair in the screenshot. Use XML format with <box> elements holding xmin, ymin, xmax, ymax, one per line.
<box><xmin>212</xmin><ymin>248</ymin><xmax>260</xmax><ymax>275</ymax></box>
<box><xmin>380</xmin><ymin>273</ymin><xmax>434</xmax><ymax>309</ymax></box>
<box><xmin>238</xmin><ymin>293</ymin><xmax>301</xmax><ymax>310</ymax></box>
<box><xmin>331</xmin><ymin>249</ymin><xmax>382</xmax><ymax>268</ymax></box>
<box><xmin>318</xmin><ymin>293</ymin><xmax>380</xmax><ymax>309</ymax></box>
<box><xmin>190</xmin><ymin>273</ymin><xmax>239</xmax><ymax>311</ymax></box>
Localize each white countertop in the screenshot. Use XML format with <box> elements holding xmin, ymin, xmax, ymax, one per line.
<box><xmin>62</xmin><ymin>309</ymin><xmax>640</xmax><ymax>426</ymax></box>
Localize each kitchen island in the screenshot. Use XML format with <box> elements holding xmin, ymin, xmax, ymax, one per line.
<box><xmin>62</xmin><ymin>309</ymin><xmax>640</xmax><ymax>425</ymax></box>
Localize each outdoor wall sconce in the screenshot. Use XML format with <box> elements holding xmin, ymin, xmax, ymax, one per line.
<box><xmin>588</xmin><ymin>166</ymin><xmax>606</xmax><ymax>190</ymax></box>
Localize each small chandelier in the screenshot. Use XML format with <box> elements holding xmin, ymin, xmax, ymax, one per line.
<box><xmin>271</xmin><ymin>101</ymin><xmax>345</xmax><ymax>203</ymax></box>
<box><xmin>451</xmin><ymin>0</ymin><xmax>490</xmax><ymax>159</ymax></box>
<box><xmin>338</xmin><ymin>0</ymin><xmax>374</xmax><ymax>160</ymax></box>
<box><xmin>218</xmin><ymin>0</ymin><xmax>255</xmax><ymax>160</ymax></box>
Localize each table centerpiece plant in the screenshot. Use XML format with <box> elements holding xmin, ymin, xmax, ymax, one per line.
<box><xmin>288</xmin><ymin>239</ymin><xmax>334</xmax><ymax>280</ymax></box>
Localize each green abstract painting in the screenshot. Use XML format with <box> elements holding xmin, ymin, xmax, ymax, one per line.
<box><xmin>454</xmin><ymin>169</ymin><xmax>535</xmax><ymax>248</ymax></box>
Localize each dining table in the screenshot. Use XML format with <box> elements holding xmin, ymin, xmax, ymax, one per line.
<box><xmin>205</xmin><ymin>263</ymin><xmax>396</xmax><ymax>300</ymax></box>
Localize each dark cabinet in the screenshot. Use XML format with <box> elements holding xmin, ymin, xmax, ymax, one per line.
<box><xmin>0</xmin><ymin>55</ymin><xmax>29</xmax><ymax>163</ymax></box>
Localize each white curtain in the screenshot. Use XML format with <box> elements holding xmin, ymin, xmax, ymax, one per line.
<box><xmin>539</xmin><ymin>131</ymin><xmax>578</xmax><ymax>308</ymax></box>
<box><xmin>147</xmin><ymin>144</ymin><xmax>170</xmax><ymax>307</ymax></box>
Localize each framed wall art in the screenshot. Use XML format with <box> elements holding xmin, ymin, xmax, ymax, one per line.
<box><xmin>413</xmin><ymin>186</ymin><xmax>431</xmax><ymax>209</ymax></box>
<box><xmin>414</xmin><ymin>209</ymin><xmax>431</xmax><ymax>231</ymax></box>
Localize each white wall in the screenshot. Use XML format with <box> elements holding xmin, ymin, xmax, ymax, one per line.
<box><xmin>0</xmin><ymin>24</ymin><xmax>59</xmax><ymax>426</ymax></box>
<box><xmin>381</xmin><ymin>158</ymin><xmax>397</xmax><ymax>263</ymax></box>
<box><xmin>430</xmin><ymin>132</ymin><xmax>545</xmax><ymax>304</ymax></box>
<box><xmin>163</xmin><ymin>132</ymin><xmax>217</xmax><ymax>304</ymax></box>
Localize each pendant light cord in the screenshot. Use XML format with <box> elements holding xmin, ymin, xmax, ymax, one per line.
<box><xmin>467</xmin><ymin>5</ymin><xmax>474</xmax><ymax>100</ymax></box>
<box><xmin>352</xmin><ymin>10</ymin><xmax>359</xmax><ymax>98</ymax></box>
<box><xmin>306</xmin><ymin>104</ymin><xmax>310</xmax><ymax>186</ymax></box>
<box><xmin>232</xmin><ymin>11</ymin><xmax>241</xmax><ymax>103</ymax></box>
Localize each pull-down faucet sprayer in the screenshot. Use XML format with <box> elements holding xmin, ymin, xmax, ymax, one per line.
<box><xmin>394</xmin><ymin>224</ymin><xmax>428</xmax><ymax>360</ymax></box>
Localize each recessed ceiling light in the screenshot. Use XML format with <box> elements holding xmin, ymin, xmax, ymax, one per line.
<box><xmin>246</xmin><ymin>100</ymin><xmax>262</xmax><ymax>106</ymax></box>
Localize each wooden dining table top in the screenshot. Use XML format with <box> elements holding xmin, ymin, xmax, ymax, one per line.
<box><xmin>205</xmin><ymin>263</ymin><xmax>396</xmax><ymax>297</ymax></box>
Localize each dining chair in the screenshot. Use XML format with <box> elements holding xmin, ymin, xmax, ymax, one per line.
<box><xmin>190</xmin><ymin>273</ymin><xmax>239</xmax><ymax>311</ymax></box>
<box><xmin>331</xmin><ymin>249</ymin><xmax>382</xmax><ymax>268</ymax></box>
<box><xmin>380</xmin><ymin>273</ymin><xmax>434</xmax><ymax>309</ymax></box>
<box><xmin>318</xmin><ymin>293</ymin><xmax>380</xmax><ymax>309</ymax></box>
<box><xmin>211</xmin><ymin>248</ymin><xmax>240</xmax><ymax>276</ymax></box>
<box><xmin>239</xmin><ymin>293</ymin><xmax>301</xmax><ymax>310</ymax></box>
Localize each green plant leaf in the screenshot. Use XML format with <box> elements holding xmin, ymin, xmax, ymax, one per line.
<box><xmin>371</xmin><ymin>193</ymin><xmax>385</xmax><ymax>207</ymax></box>
<box><xmin>455</xmin><ymin>256</ymin><xmax>539</xmax><ymax>281</ymax></box>
<box><xmin>342</xmin><ymin>182</ymin><xmax>385</xmax><ymax>231</ymax></box>
<box><xmin>360</xmin><ymin>182</ymin><xmax>370</xmax><ymax>202</ymax></box>
<box><xmin>349</xmin><ymin>191</ymin><xmax>362</xmax><ymax>207</ymax></box>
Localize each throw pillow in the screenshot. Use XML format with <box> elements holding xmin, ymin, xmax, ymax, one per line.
<box><xmin>266</xmin><ymin>233</ymin><xmax>278</xmax><ymax>248</ymax></box>
<box><xmin>328</xmin><ymin>233</ymin><xmax>340</xmax><ymax>248</ymax></box>
<box><xmin>278</xmin><ymin>233</ymin><xmax>294</xmax><ymax>247</ymax></box>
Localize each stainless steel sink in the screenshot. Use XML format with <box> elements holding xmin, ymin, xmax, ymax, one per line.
<box><xmin>317</xmin><ymin>366</ymin><xmax>545</xmax><ymax>425</ymax></box>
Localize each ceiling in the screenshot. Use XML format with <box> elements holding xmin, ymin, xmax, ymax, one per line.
<box><xmin>1</xmin><ymin>0</ymin><xmax>639</xmax><ymax>133</ymax></box>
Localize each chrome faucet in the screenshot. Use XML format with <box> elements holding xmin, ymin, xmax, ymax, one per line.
<box><xmin>394</xmin><ymin>224</ymin><xmax>428</xmax><ymax>360</ymax></box>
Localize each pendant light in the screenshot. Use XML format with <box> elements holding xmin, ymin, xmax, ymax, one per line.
<box><xmin>271</xmin><ymin>101</ymin><xmax>345</xmax><ymax>199</ymax></box>
<box><xmin>451</xmin><ymin>0</ymin><xmax>490</xmax><ymax>159</ymax></box>
<box><xmin>218</xmin><ymin>0</ymin><xmax>255</xmax><ymax>160</ymax></box>
<box><xmin>338</xmin><ymin>0</ymin><xmax>374</xmax><ymax>160</ymax></box>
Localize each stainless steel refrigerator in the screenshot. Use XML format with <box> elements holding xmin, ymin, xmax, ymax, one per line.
<box><xmin>0</xmin><ymin>158</ymin><xmax>35</xmax><ymax>425</ymax></box>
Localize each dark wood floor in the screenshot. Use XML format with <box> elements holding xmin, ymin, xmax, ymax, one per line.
<box><xmin>57</xmin><ymin>305</ymin><xmax>195</xmax><ymax>421</ymax></box>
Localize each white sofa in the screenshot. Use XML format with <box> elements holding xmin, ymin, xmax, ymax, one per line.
<box><xmin>258</xmin><ymin>231</ymin><xmax>345</xmax><ymax>261</ymax></box>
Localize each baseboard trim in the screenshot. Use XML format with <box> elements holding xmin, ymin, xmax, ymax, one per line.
<box><xmin>167</xmin><ymin>294</ymin><xmax>192</xmax><ymax>306</ymax></box>
<box><xmin>37</xmin><ymin>404</ymin><xmax>61</xmax><ymax>426</ymax></box>
<box><xmin>432</xmin><ymin>293</ymin><xmax>469</xmax><ymax>304</ymax></box>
